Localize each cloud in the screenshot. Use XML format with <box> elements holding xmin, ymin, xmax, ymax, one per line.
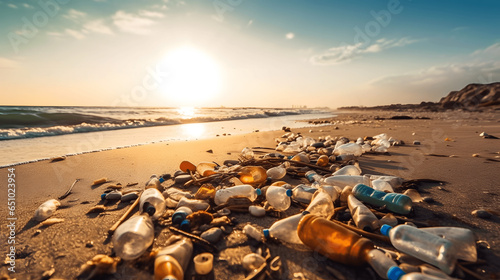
<box><xmin>112</xmin><ymin>10</ymin><xmax>155</xmax><ymax>34</ymax></box>
<box><xmin>22</xmin><ymin>3</ymin><xmax>34</xmax><ymax>8</ymax></box>
<box><xmin>64</xmin><ymin>9</ymin><xmax>87</xmax><ymax>22</ymax></box>
<box><xmin>83</xmin><ymin>20</ymin><xmax>113</xmax><ymax>34</ymax></box>
<box><xmin>286</xmin><ymin>32</ymin><xmax>295</xmax><ymax>39</ymax></box>
<box><xmin>0</xmin><ymin>57</ymin><xmax>18</xmax><ymax>68</ymax></box>
<box><xmin>311</xmin><ymin>37</ymin><xmax>419</xmax><ymax>65</ymax></box>
<box><xmin>65</xmin><ymin>28</ymin><xmax>85</xmax><ymax>40</ymax></box>
<box><xmin>138</xmin><ymin>10</ymin><xmax>165</xmax><ymax>18</ymax></box>
<box><xmin>7</xmin><ymin>3</ymin><xmax>17</xmax><ymax>8</ymax></box>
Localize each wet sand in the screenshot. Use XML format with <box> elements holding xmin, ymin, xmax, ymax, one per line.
<box><xmin>1</xmin><ymin>110</ymin><xmax>499</xmax><ymax>279</ymax></box>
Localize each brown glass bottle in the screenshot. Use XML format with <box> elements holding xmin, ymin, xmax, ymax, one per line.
<box><xmin>297</xmin><ymin>215</ymin><xmax>374</xmax><ymax>265</ymax></box>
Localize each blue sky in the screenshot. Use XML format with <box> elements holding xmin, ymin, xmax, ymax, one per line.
<box><xmin>0</xmin><ymin>0</ymin><xmax>499</xmax><ymax>108</ymax></box>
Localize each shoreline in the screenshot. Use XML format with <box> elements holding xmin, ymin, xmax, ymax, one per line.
<box><xmin>1</xmin><ymin>110</ymin><xmax>499</xmax><ymax>279</ymax></box>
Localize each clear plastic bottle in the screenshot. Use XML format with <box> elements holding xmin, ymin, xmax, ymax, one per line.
<box><xmin>319</xmin><ymin>185</ymin><xmax>340</xmax><ymax>201</ymax></box>
<box><xmin>333</xmin><ymin>143</ymin><xmax>363</xmax><ymax>157</ymax></box>
<box><xmin>340</xmin><ymin>186</ymin><xmax>353</xmax><ymax>205</ymax></box>
<box><xmin>292</xmin><ymin>185</ymin><xmax>317</xmax><ymax>204</ymax></box>
<box><xmin>305</xmin><ymin>170</ymin><xmax>324</xmax><ymax>183</ymax></box>
<box><xmin>146</xmin><ymin>174</ymin><xmax>163</xmax><ymax>189</ymax></box>
<box><xmin>323</xmin><ymin>175</ymin><xmax>371</xmax><ymax>188</ymax></box>
<box><xmin>367</xmin><ymin>249</ymin><xmax>403</xmax><ymax>279</ymax></box>
<box><xmin>112</xmin><ymin>213</ymin><xmax>154</xmax><ymax>260</ymax></box>
<box><xmin>238</xmin><ymin>166</ymin><xmax>268</xmax><ymax>185</ymax></box>
<box><xmin>263</xmin><ymin>212</ymin><xmax>308</xmax><ymax>244</ymax></box>
<box><xmin>381</xmin><ymin>224</ymin><xmax>456</xmax><ymax>275</ymax></box>
<box><xmin>266</xmin><ymin>164</ymin><xmax>287</xmax><ymax>180</ymax></box>
<box><xmin>214</xmin><ymin>185</ymin><xmax>262</xmax><ymax>205</ymax></box>
<box><xmin>305</xmin><ymin>189</ymin><xmax>335</xmax><ymax>219</ymax></box>
<box><xmin>139</xmin><ymin>188</ymin><xmax>166</xmax><ymax>220</ymax></box>
<box><xmin>243</xmin><ymin>224</ymin><xmax>263</xmax><ymax>241</ymax></box>
<box><xmin>176</xmin><ymin>197</ymin><xmax>210</xmax><ymax>211</ymax></box>
<box><xmin>419</xmin><ymin>227</ymin><xmax>477</xmax><ymax>262</ymax></box>
<box><xmin>348</xmin><ymin>195</ymin><xmax>380</xmax><ymax>232</ymax></box>
<box><xmin>332</xmin><ymin>165</ymin><xmax>362</xmax><ymax>176</ymax></box>
<box><xmin>297</xmin><ymin>215</ymin><xmax>374</xmax><ymax>265</ymax></box>
<box><xmin>291</xmin><ymin>153</ymin><xmax>310</xmax><ymax>163</ymax></box>
<box><xmin>241</xmin><ymin>147</ymin><xmax>255</xmax><ymax>159</ymax></box>
<box><xmin>266</xmin><ymin>185</ymin><xmax>293</xmax><ymax>211</ymax></box>
<box><xmin>34</xmin><ymin>199</ymin><xmax>60</xmax><ymax>221</ymax></box>
<box><xmin>197</xmin><ymin>162</ymin><xmax>217</xmax><ymax>177</ymax></box>
<box><xmin>172</xmin><ymin>206</ymin><xmax>193</xmax><ymax>225</ymax></box>
<box><xmin>352</xmin><ymin>184</ymin><xmax>412</xmax><ymax>215</ymax></box>
<box><xmin>154</xmin><ymin>237</ymin><xmax>193</xmax><ymax>280</ymax></box>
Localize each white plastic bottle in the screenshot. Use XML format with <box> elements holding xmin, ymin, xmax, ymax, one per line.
<box><xmin>305</xmin><ymin>189</ymin><xmax>334</xmax><ymax>219</ymax></box>
<box><xmin>348</xmin><ymin>195</ymin><xmax>380</xmax><ymax>232</ymax></box>
<box><xmin>381</xmin><ymin>225</ymin><xmax>456</xmax><ymax>275</ymax></box>
<box><xmin>176</xmin><ymin>197</ymin><xmax>210</xmax><ymax>211</ymax></box>
<box><xmin>419</xmin><ymin>227</ymin><xmax>477</xmax><ymax>262</ymax></box>
<box><xmin>266</xmin><ymin>185</ymin><xmax>293</xmax><ymax>211</ymax></box>
<box><xmin>323</xmin><ymin>175</ymin><xmax>371</xmax><ymax>188</ymax></box>
<box><xmin>112</xmin><ymin>213</ymin><xmax>154</xmax><ymax>260</ymax></box>
<box><xmin>332</xmin><ymin>165</ymin><xmax>362</xmax><ymax>176</ymax></box>
<box><xmin>263</xmin><ymin>212</ymin><xmax>307</xmax><ymax>244</ymax></box>
<box><xmin>139</xmin><ymin>188</ymin><xmax>166</xmax><ymax>220</ymax></box>
<box><xmin>243</xmin><ymin>224</ymin><xmax>263</xmax><ymax>241</ymax></box>
<box><xmin>34</xmin><ymin>199</ymin><xmax>60</xmax><ymax>221</ymax></box>
<box><xmin>214</xmin><ymin>185</ymin><xmax>261</xmax><ymax>205</ymax></box>
<box><xmin>155</xmin><ymin>237</ymin><xmax>193</xmax><ymax>280</ymax></box>
<box><xmin>367</xmin><ymin>249</ymin><xmax>404</xmax><ymax>279</ymax></box>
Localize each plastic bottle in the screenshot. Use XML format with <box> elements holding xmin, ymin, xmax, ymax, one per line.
<box><xmin>319</xmin><ymin>185</ymin><xmax>340</xmax><ymax>201</ymax></box>
<box><xmin>263</xmin><ymin>212</ymin><xmax>308</xmax><ymax>244</ymax></box>
<box><xmin>139</xmin><ymin>188</ymin><xmax>166</xmax><ymax>220</ymax></box>
<box><xmin>332</xmin><ymin>165</ymin><xmax>362</xmax><ymax>176</ymax></box>
<box><xmin>266</xmin><ymin>185</ymin><xmax>293</xmax><ymax>211</ymax></box>
<box><xmin>290</xmin><ymin>153</ymin><xmax>310</xmax><ymax>163</ymax></box>
<box><xmin>370</xmin><ymin>175</ymin><xmax>403</xmax><ymax>190</ymax></box>
<box><xmin>316</xmin><ymin>155</ymin><xmax>329</xmax><ymax>167</ymax></box>
<box><xmin>367</xmin><ymin>249</ymin><xmax>404</xmax><ymax>279</ymax></box>
<box><xmin>34</xmin><ymin>199</ymin><xmax>60</xmax><ymax>221</ymax></box>
<box><xmin>297</xmin><ymin>215</ymin><xmax>374</xmax><ymax>265</ymax></box>
<box><xmin>292</xmin><ymin>185</ymin><xmax>318</xmax><ymax>204</ymax></box>
<box><xmin>419</xmin><ymin>227</ymin><xmax>477</xmax><ymax>262</ymax></box>
<box><xmin>146</xmin><ymin>174</ymin><xmax>163</xmax><ymax>189</ymax></box>
<box><xmin>323</xmin><ymin>175</ymin><xmax>371</xmax><ymax>188</ymax></box>
<box><xmin>214</xmin><ymin>185</ymin><xmax>262</xmax><ymax>205</ymax></box>
<box><xmin>371</xmin><ymin>179</ymin><xmax>394</xmax><ymax>192</ymax></box>
<box><xmin>238</xmin><ymin>166</ymin><xmax>267</xmax><ymax>185</ymax></box>
<box><xmin>176</xmin><ymin>197</ymin><xmax>210</xmax><ymax>211</ymax></box>
<box><xmin>381</xmin><ymin>224</ymin><xmax>456</xmax><ymax>275</ymax></box>
<box><xmin>241</xmin><ymin>147</ymin><xmax>255</xmax><ymax>160</ymax></box>
<box><xmin>267</xmin><ymin>164</ymin><xmax>287</xmax><ymax>180</ymax></box>
<box><xmin>243</xmin><ymin>224</ymin><xmax>263</xmax><ymax>241</ymax></box>
<box><xmin>340</xmin><ymin>186</ymin><xmax>353</xmax><ymax>205</ymax></box>
<box><xmin>305</xmin><ymin>170</ymin><xmax>324</xmax><ymax>183</ymax></box>
<box><xmin>333</xmin><ymin>143</ymin><xmax>363</xmax><ymax>157</ymax></box>
<box><xmin>348</xmin><ymin>195</ymin><xmax>380</xmax><ymax>232</ymax></box>
<box><xmin>197</xmin><ymin>162</ymin><xmax>217</xmax><ymax>177</ymax></box>
<box><xmin>352</xmin><ymin>184</ymin><xmax>412</xmax><ymax>215</ymax></box>
<box><xmin>112</xmin><ymin>213</ymin><xmax>154</xmax><ymax>260</ymax></box>
<box><xmin>305</xmin><ymin>189</ymin><xmax>335</xmax><ymax>219</ymax></box>
<box><xmin>172</xmin><ymin>206</ymin><xmax>193</xmax><ymax>225</ymax></box>
<box><xmin>154</xmin><ymin>237</ymin><xmax>193</xmax><ymax>280</ymax></box>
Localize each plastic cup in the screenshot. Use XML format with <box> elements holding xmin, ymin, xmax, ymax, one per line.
<box><xmin>194</xmin><ymin>252</ymin><xmax>213</xmax><ymax>275</ymax></box>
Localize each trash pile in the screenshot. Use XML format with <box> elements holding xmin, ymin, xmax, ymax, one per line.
<box><xmin>33</xmin><ymin>131</ymin><xmax>482</xmax><ymax>280</ymax></box>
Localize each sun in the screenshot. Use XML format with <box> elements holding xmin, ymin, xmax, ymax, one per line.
<box><xmin>159</xmin><ymin>47</ymin><xmax>221</xmax><ymax>106</ymax></box>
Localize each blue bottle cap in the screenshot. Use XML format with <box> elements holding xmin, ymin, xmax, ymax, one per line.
<box><xmin>286</xmin><ymin>189</ymin><xmax>293</xmax><ymax>197</ymax></box>
<box><xmin>180</xmin><ymin>219</ymin><xmax>191</xmax><ymax>231</ymax></box>
<box><xmin>387</xmin><ymin>266</ymin><xmax>405</xmax><ymax>280</ymax></box>
<box><xmin>263</xmin><ymin>229</ymin><xmax>270</xmax><ymax>238</ymax></box>
<box><xmin>100</xmin><ymin>193</ymin><xmax>106</xmax><ymax>200</ymax></box>
<box><xmin>145</xmin><ymin>205</ymin><xmax>156</xmax><ymax>216</ymax></box>
<box><xmin>159</xmin><ymin>177</ymin><xmax>165</xmax><ymax>183</ymax></box>
<box><xmin>380</xmin><ymin>224</ymin><xmax>392</xmax><ymax>236</ymax></box>
<box><xmin>256</xmin><ymin>188</ymin><xmax>262</xmax><ymax>196</ymax></box>
<box><xmin>172</xmin><ymin>212</ymin><xmax>186</xmax><ymax>225</ymax></box>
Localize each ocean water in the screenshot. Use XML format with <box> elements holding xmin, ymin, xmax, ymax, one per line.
<box><xmin>0</xmin><ymin>106</ymin><xmax>334</xmax><ymax>167</ymax></box>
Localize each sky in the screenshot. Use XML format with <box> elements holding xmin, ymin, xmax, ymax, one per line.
<box><xmin>0</xmin><ymin>0</ymin><xmax>499</xmax><ymax>108</ymax></box>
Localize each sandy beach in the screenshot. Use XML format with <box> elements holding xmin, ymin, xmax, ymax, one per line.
<box><xmin>1</xmin><ymin>109</ymin><xmax>500</xmax><ymax>280</ymax></box>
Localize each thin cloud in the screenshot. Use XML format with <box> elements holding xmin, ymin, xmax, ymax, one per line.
<box><xmin>0</xmin><ymin>57</ymin><xmax>18</xmax><ymax>69</ymax></box>
<box><xmin>7</xmin><ymin>3</ymin><xmax>17</xmax><ymax>8</ymax></box>
<box><xmin>65</xmin><ymin>28</ymin><xmax>85</xmax><ymax>40</ymax></box>
<box><xmin>83</xmin><ymin>20</ymin><xmax>113</xmax><ymax>35</ymax></box>
<box><xmin>286</xmin><ymin>32</ymin><xmax>295</xmax><ymax>39</ymax></box>
<box><xmin>112</xmin><ymin>10</ymin><xmax>155</xmax><ymax>35</ymax></box>
<box><xmin>138</xmin><ymin>10</ymin><xmax>165</xmax><ymax>18</ymax></box>
<box><xmin>311</xmin><ymin>37</ymin><xmax>420</xmax><ymax>65</ymax></box>
<box><xmin>22</xmin><ymin>3</ymin><xmax>34</xmax><ymax>8</ymax></box>
<box><xmin>64</xmin><ymin>9</ymin><xmax>87</xmax><ymax>22</ymax></box>
<box><xmin>247</xmin><ymin>19</ymin><xmax>253</xmax><ymax>26</ymax></box>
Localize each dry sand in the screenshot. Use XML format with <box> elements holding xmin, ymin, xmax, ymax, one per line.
<box><xmin>1</xmin><ymin>110</ymin><xmax>499</xmax><ymax>279</ymax></box>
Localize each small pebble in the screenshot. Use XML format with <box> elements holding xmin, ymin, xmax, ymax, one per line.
<box><xmin>85</xmin><ymin>241</ymin><xmax>94</xmax><ymax>248</ymax></box>
<box><xmin>206</xmin><ymin>149</ymin><xmax>213</xmax><ymax>153</ymax></box>
<box><xmin>422</xmin><ymin>197</ymin><xmax>435</xmax><ymax>203</ymax></box>
<box><xmin>200</xmin><ymin>228</ymin><xmax>223</xmax><ymax>244</ymax></box>
<box><xmin>249</xmin><ymin>205</ymin><xmax>266</xmax><ymax>217</ymax></box>
<box><xmin>121</xmin><ymin>192</ymin><xmax>139</xmax><ymax>202</ymax></box>
<box><xmin>42</xmin><ymin>268</ymin><xmax>55</xmax><ymax>279</ymax></box>
<box><xmin>221</xmin><ymin>225</ymin><xmax>233</xmax><ymax>234</ymax></box>
<box><xmin>413</xmin><ymin>140</ymin><xmax>421</xmax><ymax>145</ymax></box>
<box><xmin>175</xmin><ymin>174</ymin><xmax>192</xmax><ymax>184</ymax></box>
<box><xmin>472</xmin><ymin>209</ymin><xmax>492</xmax><ymax>219</ymax></box>
<box><xmin>34</xmin><ymin>229</ymin><xmax>42</xmax><ymax>236</ymax></box>
<box><xmin>472</xmin><ymin>154</ymin><xmax>479</xmax><ymax>157</ymax></box>
<box><xmin>311</xmin><ymin>142</ymin><xmax>325</xmax><ymax>148</ymax></box>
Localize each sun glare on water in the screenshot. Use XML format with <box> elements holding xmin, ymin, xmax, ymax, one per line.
<box><xmin>160</xmin><ymin>47</ymin><xmax>221</xmax><ymax>106</ymax></box>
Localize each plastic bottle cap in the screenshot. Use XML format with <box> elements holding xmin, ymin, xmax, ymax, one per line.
<box><xmin>194</xmin><ymin>252</ymin><xmax>214</xmax><ymax>275</ymax></box>
<box><xmin>100</xmin><ymin>193</ymin><xmax>106</xmax><ymax>200</ymax></box>
<box><xmin>387</xmin><ymin>266</ymin><xmax>405</xmax><ymax>280</ymax></box>
<box><xmin>285</xmin><ymin>189</ymin><xmax>293</xmax><ymax>197</ymax></box>
<box><xmin>145</xmin><ymin>204</ymin><xmax>156</xmax><ymax>216</ymax></box>
<box><xmin>171</xmin><ymin>212</ymin><xmax>186</xmax><ymax>225</ymax></box>
<box><xmin>263</xmin><ymin>229</ymin><xmax>270</xmax><ymax>238</ymax></box>
<box><xmin>256</xmin><ymin>189</ymin><xmax>262</xmax><ymax>196</ymax></box>
<box><xmin>180</xmin><ymin>219</ymin><xmax>191</xmax><ymax>231</ymax></box>
<box><xmin>302</xmin><ymin>211</ymin><xmax>310</xmax><ymax>215</ymax></box>
<box><xmin>380</xmin><ymin>224</ymin><xmax>392</xmax><ymax>236</ymax></box>
<box><xmin>159</xmin><ymin>177</ymin><xmax>165</xmax><ymax>183</ymax></box>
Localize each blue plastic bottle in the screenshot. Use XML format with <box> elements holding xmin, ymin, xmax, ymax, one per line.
<box><xmin>352</xmin><ymin>184</ymin><xmax>412</xmax><ymax>215</ymax></box>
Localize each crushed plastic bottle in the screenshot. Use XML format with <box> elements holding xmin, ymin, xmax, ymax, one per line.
<box><xmin>367</xmin><ymin>249</ymin><xmax>403</xmax><ymax>279</ymax></box>
<box><xmin>297</xmin><ymin>215</ymin><xmax>374</xmax><ymax>265</ymax></box>
<box><xmin>348</xmin><ymin>195</ymin><xmax>380</xmax><ymax>232</ymax></box>
<box><xmin>263</xmin><ymin>212</ymin><xmax>308</xmax><ymax>244</ymax></box>
<box><xmin>332</xmin><ymin>165</ymin><xmax>362</xmax><ymax>176</ymax></box>
<box><xmin>241</xmin><ymin>147</ymin><xmax>255</xmax><ymax>160</ymax></box>
<box><xmin>172</xmin><ymin>206</ymin><xmax>193</xmax><ymax>225</ymax></box>
<box><xmin>34</xmin><ymin>199</ymin><xmax>60</xmax><ymax>221</ymax></box>
<box><xmin>266</xmin><ymin>184</ymin><xmax>293</xmax><ymax>211</ymax></box>
<box><xmin>370</xmin><ymin>175</ymin><xmax>403</xmax><ymax>190</ymax></box>
<box><xmin>323</xmin><ymin>175</ymin><xmax>371</xmax><ymax>189</ymax></box>
<box><xmin>292</xmin><ymin>185</ymin><xmax>318</xmax><ymax>204</ymax></box>
<box><xmin>139</xmin><ymin>188</ymin><xmax>166</xmax><ymax>220</ymax></box>
<box><xmin>353</xmin><ymin>184</ymin><xmax>412</xmax><ymax>215</ymax></box>
<box><xmin>419</xmin><ymin>227</ymin><xmax>477</xmax><ymax>262</ymax></box>
<box><xmin>112</xmin><ymin>213</ymin><xmax>154</xmax><ymax>260</ymax></box>
<box><xmin>176</xmin><ymin>197</ymin><xmax>210</xmax><ymax>211</ymax></box>
<box><xmin>305</xmin><ymin>189</ymin><xmax>335</xmax><ymax>219</ymax></box>
<box><xmin>266</xmin><ymin>163</ymin><xmax>288</xmax><ymax>180</ymax></box>
<box><xmin>238</xmin><ymin>166</ymin><xmax>268</xmax><ymax>185</ymax></box>
<box><xmin>155</xmin><ymin>237</ymin><xmax>193</xmax><ymax>280</ymax></box>
<box><xmin>214</xmin><ymin>185</ymin><xmax>261</xmax><ymax>205</ymax></box>
<box><xmin>381</xmin><ymin>224</ymin><xmax>456</xmax><ymax>275</ymax></box>
<box><xmin>333</xmin><ymin>143</ymin><xmax>363</xmax><ymax>157</ymax></box>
